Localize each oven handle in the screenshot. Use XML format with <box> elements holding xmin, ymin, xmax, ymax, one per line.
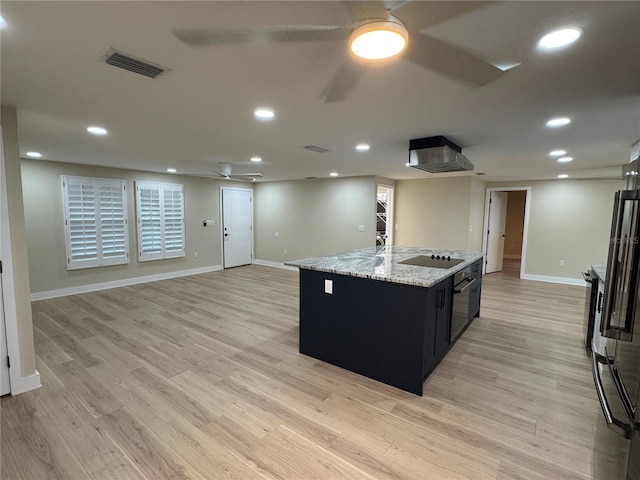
<box><xmin>591</xmin><ymin>347</ymin><xmax>633</xmax><ymax>439</ymax></box>
<box><xmin>454</xmin><ymin>277</ymin><xmax>476</xmax><ymax>294</ymax></box>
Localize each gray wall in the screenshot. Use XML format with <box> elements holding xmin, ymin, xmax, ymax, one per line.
<box><xmin>254</xmin><ymin>176</ymin><xmax>377</xmax><ymax>263</ymax></box>
<box><xmin>488</xmin><ymin>179</ymin><xmax>623</xmax><ymax>279</ymax></box>
<box><xmin>394</xmin><ymin>176</ymin><xmax>486</xmax><ymax>251</ymax></box>
<box><xmin>21</xmin><ymin>159</ymin><xmax>236</xmax><ymax>295</ymax></box>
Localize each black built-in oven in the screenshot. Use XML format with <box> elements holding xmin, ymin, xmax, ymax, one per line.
<box><xmin>451</xmin><ymin>266</ymin><xmax>477</xmax><ymax>341</ymax></box>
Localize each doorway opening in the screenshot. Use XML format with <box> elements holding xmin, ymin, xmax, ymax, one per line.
<box><xmin>376</xmin><ymin>185</ymin><xmax>394</xmax><ymax>247</ymax></box>
<box><xmin>481</xmin><ymin>187</ymin><xmax>531</xmax><ymax>278</ymax></box>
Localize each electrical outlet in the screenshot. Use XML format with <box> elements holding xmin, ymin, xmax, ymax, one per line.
<box><xmin>284</xmin><ymin>248</ymin><xmax>287</xmax><ymax>254</ymax></box>
<box><xmin>358</xmin><ymin>224</ymin><xmax>365</xmax><ymax>232</ymax></box>
<box><xmin>469</xmin><ymin>225</ymin><xmax>473</xmax><ymax>232</ymax></box>
<box><xmin>275</xmin><ymin>231</ymin><xmax>279</xmax><ymax>237</ymax></box>
<box><xmin>194</xmin><ymin>251</ymin><xmax>198</xmax><ymax>258</ymax></box>
<box><xmin>324</xmin><ymin>279</ymin><xmax>333</xmax><ymax>294</ymax></box>
<box><xmin>559</xmin><ymin>259</ymin><xmax>564</xmax><ymax>266</ymax></box>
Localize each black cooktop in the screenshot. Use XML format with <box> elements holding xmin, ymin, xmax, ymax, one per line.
<box><xmin>397</xmin><ymin>255</ymin><xmax>465</xmax><ymax>269</ymax></box>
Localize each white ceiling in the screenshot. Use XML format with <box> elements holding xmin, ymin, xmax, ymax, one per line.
<box><xmin>1</xmin><ymin>1</ymin><xmax>639</xmax><ymax>182</ymax></box>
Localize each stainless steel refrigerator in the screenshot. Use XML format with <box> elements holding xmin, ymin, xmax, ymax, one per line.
<box><xmin>593</xmin><ymin>186</ymin><xmax>640</xmax><ymax>479</ymax></box>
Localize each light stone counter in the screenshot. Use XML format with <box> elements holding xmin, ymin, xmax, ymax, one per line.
<box><xmin>285</xmin><ymin>246</ymin><xmax>484</xmax><ymax>288</ymax></box>
<box><xmin>592</xmin><ymin>264</ymin><xmax>606</xmax><ymax>283</ymax></box>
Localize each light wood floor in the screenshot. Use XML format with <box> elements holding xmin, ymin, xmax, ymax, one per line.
<box><xmin>1</xmin><ymin>265</ymin><xmax>627</xmax><ymax>479</ymax></box>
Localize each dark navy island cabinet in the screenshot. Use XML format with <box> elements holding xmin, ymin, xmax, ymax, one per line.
<box><xmin>298</xmin><ymin>269</ymin><xmax>466</xmax><ymax>396</ymax></box>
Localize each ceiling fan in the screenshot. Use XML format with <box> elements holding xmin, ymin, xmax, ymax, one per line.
<box><xmin>173</xmin><ymin>1</ymin><xmax>505</xmax><ymax>103</ymax></box>
<box><xmin>211</xmin><ymin>162</ymin><xmax>263</xmax><ymax>182</ymax></box>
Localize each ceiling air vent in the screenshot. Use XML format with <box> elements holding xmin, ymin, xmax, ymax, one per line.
<box><xmin>304</xmin><ymin>145</ymin><xmax>330</xmax><ymax>153</ymax></box>
<box><xmin>101</xmin><ymin>48</ymin><xmax>168</xmax><ymax>79</ymax></box>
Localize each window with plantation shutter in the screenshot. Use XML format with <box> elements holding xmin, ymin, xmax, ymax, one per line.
<box><xmin>62</xmin><ymin>176</ymin><xmax>129</xmax><ymax>270</ymax></box>
<box><xmin>135</xmin><ymin>181</ymin><xmax>185</xmax><ymax>261</ymax></box>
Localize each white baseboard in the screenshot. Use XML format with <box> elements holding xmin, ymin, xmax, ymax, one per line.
<box><xmin>10</xmin><ymin>369</ymin><xmax>41</xmax><ymax>395</ymax></box>
<box><xmin>253</xmin><ymin>259</ymin><xmax>299</xmax><ymax>272</ymax></box>
<box><xmin>503</xmin><ymin>254</ymin><xmax>522</xmax><ymax>260</ymax></box>
<box><xmin>520</xmin><ymin>273</ymin><xmax>586</xmax><ymax>287</ymax></box>
<box><xmin>30</xmin><ymin>265</ymin><xmax>223</xmax><ymax>301</ymax></box>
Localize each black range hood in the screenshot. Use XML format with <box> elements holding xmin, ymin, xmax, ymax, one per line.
<box><xmin>408</xmin><ymin>136</ymin><xmax>474</xmax><ymax>173</ymax></box>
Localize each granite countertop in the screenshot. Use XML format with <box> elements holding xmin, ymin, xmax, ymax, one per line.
<box><xmin>285</xmin><ymin>246</ymin><xmax>484</xmax><ymax>288</ymax></box>
<box><xmin>592</xmin><ymin>264</ymin><xmax>606</xmax><ymax>283</ymax></box>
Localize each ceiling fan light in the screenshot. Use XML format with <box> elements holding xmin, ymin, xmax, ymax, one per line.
<box><xmin>349</xmin><ymin>20</ymin><xmax>408</xmax><ymax>60</ymax></box>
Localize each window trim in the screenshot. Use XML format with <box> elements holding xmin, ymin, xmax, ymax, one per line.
<box><xmin>135</xmin><ymin>181</ymin><xmax>185</xmax><ymax>262</ymax></box>
<box><xmin>61</xmin><ymin>175</ymin><xmax>129</xmax><ymax>270</ymax></box>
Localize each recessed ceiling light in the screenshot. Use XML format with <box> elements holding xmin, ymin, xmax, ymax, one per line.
<box><xmin>254</xmin><ymin>108</ymin><xmax>275</xmax><ymax>120</ymax></box>
<box><xmin>26</xmin><ymin>151</ymin><xmax>42</xmax><ymax>158</ymax></box>
<box><xmin>350</xmin><ymin>18</ymin><xmax>408</xmax><ymax>59</ymax></box>
<box><xmin>252</xmin><ymin>178</ymin><xmax>257</xmax><ymax>182</ymax></box>
<box><xmin>87</xmin><ymin>126</ymin><xmax>108</xmax><ymax>135</ymax></box>
<box><xmin>538</xmin><ymin>28</ymin><xmax>582</xmax><ymax>50</ymax></box>
<box><xmin>167</xmin><ymin>168</ymin><xmax>177</xmax><ymax>173</ymax></box>
<box><xmin>557</xmin><ymin>174</ymin><xmax>569</xmax><ymax>179</ymax></box>
<box><xmin>250</xmin><ymin>156</ymin><xmax>262</xmax><ymax>163</ymax></box>
<box><xmin>557</xmin><ymin>156</ymin><xmax>573</xmax><ymax>163</ymax></box>
<box><xmin>355</xmin><ymin>143</ymin><xmax>370</xmax><ymax>152</ymax></box>
<box><xmin>329</xmin><ymin>172</ymin><xmax>339</xmax><ymax>177</ymax></box>
<box><xmin>549</xmin><ymin>149</ymin><xmax>567</xmax><ymax>157</ymax></box>
<box><xmin>546</xmin><ymin>117</ymin><xmax>571</xmax><ymax>127</ymax></box>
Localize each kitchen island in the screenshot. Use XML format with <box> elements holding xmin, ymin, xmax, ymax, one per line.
<box><xmin>286</xmin><ymin>246</ymin><xmax>484</xmax><ymax>395</ymax></box>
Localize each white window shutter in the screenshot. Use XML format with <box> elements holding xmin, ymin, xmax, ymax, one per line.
<box><xmin>162</xmin><ymin>184</ymin><xmax>185</xmax><ymax>258</ymax></box>
<box><xmin>98</xmin><ymin>182</ymin><xmax>129</xmax><ymax>265</ymax></box>
<box><xmin>62</xmin><ymin>176</ymin><xmax>129</xmax><ymax>270</ymax></box>
<box><xmin>136</xmin><ymin>181</ymin><xmax>185</xmax><ymax>262</ymax></box>
<box><xmin>137</xmin><ymin>184</ymin><xmax>163</xmax><ymax>261</ymax></box>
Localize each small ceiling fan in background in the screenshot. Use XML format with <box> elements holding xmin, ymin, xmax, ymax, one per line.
<box><xmin>173</xmin><ymin>1</ymin><xmax>506</xmax><ymax>103</ymax></box>
<box><xmin>211</xmin><ymin>162</ymin><xmax>263</xmax><ymax>182</ymax></box>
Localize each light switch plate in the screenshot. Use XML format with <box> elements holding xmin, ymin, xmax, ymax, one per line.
<box><xmin>324</xmin><ymin>279</ymin><xmax>333</xmax><ymax>294</ymax></box>
<box><xmin>358</xmin><ymin>224</ymin><xmax>365</xmax><ymax>232</ymax></box>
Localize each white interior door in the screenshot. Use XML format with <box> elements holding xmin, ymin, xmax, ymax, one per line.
<box><xmin>486</xmin><ymin>191</ymin><xmax>508</xmax><ymax>273</ymax></box>
<box><xmin>0</xmin><ymin>274</ymin><xmax>9</xmax><ymax>396</ymax></box>
<box><xmin>221</xmin><ymin>188</ymin><xmax>253</xmax><ymax>268</ymax></box>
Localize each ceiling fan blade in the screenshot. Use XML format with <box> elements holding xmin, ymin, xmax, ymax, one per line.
<box><xmin>321</xmin><ymin>59</ymin><xmax>368</xmax><ymax>103</ymax></box>
<box><xmin>404</xmin><ymin>33</ymin><xmax>503</xmax><ymax>87</ymax></box>
<box><xmin>173</xmin><ymin>26</ymin><xmax>346</xmax><ymax>47</ymax></box>
<box><xmin>342</xmin><ymin>1</ymin><xmax>388</xmax><ymax>21</ymax></box>
<box><xmin>391</xmin><ymin>1</ymin><xmax>493</xmax><ymax>33</ymax></box>
<box><xmin>230</xmin><ymin>173</ymin><xmax>263</xmax><ymax>178</ymax></box>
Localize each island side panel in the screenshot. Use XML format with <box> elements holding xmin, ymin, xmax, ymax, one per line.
<box><xmin>298</xmin><ymin>268</ymin><xmax>428</xmax><ymax>395</ymax></box>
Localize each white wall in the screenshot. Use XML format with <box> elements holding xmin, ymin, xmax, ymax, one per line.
<box><xmin>22</xmin><ymin>159</ymin><xmax>236</xmax><ymax>296</ymax></box>
<box><xmin>254</xmin><ymin>176</ymin><xmax>377</xmax><ymax>263</ymax></box>
<box><xmin>487</xmin><ymin>179</ymin><xmax>623</xmax><ymax>280</ymax></box>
